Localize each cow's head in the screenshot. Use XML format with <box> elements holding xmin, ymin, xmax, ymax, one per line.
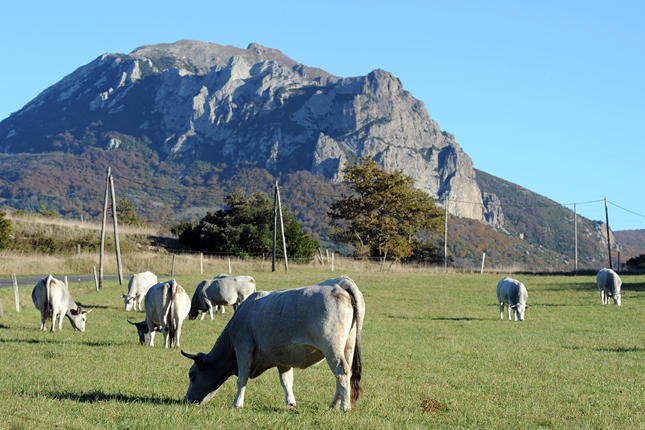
<box><xmin>510</xmin><ymin>303</ymin><xmax>528</xmax><ymax>321</ymax></box>
<box><xmin>182</xmin><ymin>350</ymin><xmax>227</xmax><ymax>405</ymax></box>
<box><xmin>127</xmin><ymin>319</ymin><xmax>159</xmax><ymax>345</ymax></box>
<box><xmin>122</xmin><ymin>294</ymin><xmax>136</xmax><ymax>311</ymax></box>
<box><xmin>613</xmin><ymin>294</ymin><xmax>621</xmax><ymax>306</ymax></box>
<box><xmin>67</xmin><ymin>307</ymin><xmax>92</xmax><ymax>332</ymax></box>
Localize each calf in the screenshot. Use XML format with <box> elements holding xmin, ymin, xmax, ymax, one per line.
<box><xmin>597</xmin><ymin>268</ymin><xmax>622</xmax><ymax>306</ymax></box>
<box><xmin>142</xmin><ymin>279</ymin><xmax>191</xmax><ymax>348</ymax></box>
<box><xmin>497</xmin><ymin>277</ymin><xmax>529</xmax><ymax>321</ymax></box>
<box><xmin>122</xmin><ymin>271</ymin><xmax>158</xmax><ymax>311</ymax></box>
<box><xmin>31</xmin><ymin>275</ymin><xmax>92</xmax><ymax>332</ymax></box>
<box><xmin>189</xmin><ymin>274</ymin><xmax>256</xmax><ymax>320</ymax></box>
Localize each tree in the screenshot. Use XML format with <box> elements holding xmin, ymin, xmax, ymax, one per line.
<box><xmin>328</xmin><ymin>156</ymin><xmax>444</xmax><ymax>259</ymax></box>
<box><xmin>176</xmin><ymin>190</ymin><xmax>319</xmax><ymax>260</ymax></box>
<box><xmin>117</xmin><ymin>198</ymin><xmax>145</xmax><ymax>227</ymax></box>
<box><xmin>0</xmin><ymin>210</ymin><xmax>11</xmax><ymax>250</ymax></box>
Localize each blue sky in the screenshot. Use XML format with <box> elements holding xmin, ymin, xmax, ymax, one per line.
<box><xmin>0</xmin><ymin>0</ymin><xmax>643</xmax><ymax>231</ymax></box>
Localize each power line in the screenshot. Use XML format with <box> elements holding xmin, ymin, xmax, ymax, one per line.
<box><xmin>608</xmin><ymin>201</ymin><xmax>645</xmax><ymax>219</ymax></box>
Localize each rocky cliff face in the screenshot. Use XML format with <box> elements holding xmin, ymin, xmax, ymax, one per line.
<box><xmin>0</xmin><ymin>40</ymin><xmax>500</xmax><ymax>225</ymax></box>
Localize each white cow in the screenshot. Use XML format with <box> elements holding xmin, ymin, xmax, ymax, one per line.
<box><xmin>182</xmin><ymin>276</ymin><xmax>365</xmax><ymax>412</ymax></box>
<box><xmin>188</xmin><ymin>274</ymin><xmax>256</xmax><ymax>320</ymax></box>
<box><xmin>497</xmin><ymin>277</ymin><xmax>530</xmax><ymax>321</ymax></box>
<box><xmin>122</xmin><ymin>271</ymin><xmax>158</xmax><ymax>311</ymax></box>
<box><xmin>31</xmin><ymin>275</ymin><xmax>92</xmax><ymax>332</ymax></box>
<box><xmin>139</xmin><ymin>279</ymin><xmax>191</xmax><ymax>348</ymax></box>
<box><xmin>597</xmin><ymin>268</ymin><xmax>622</xmax><ymax>306</ymax></box>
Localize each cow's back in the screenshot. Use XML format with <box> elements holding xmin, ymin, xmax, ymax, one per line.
<box><xmin>230</xmin><ymin>284</ymin><xmax>358</xmax><ymax>371</ymax></box>
<box><xmin>128</xmin><ymin>271</ymin><xmax>158</xmax><ymax>296</ymax></box>
<box><xmin>497</xmin><ymin>277</ymin><xmax>527</xmax><ymax>304</ymax></box>
<box><xmin>597</xmin><ymin>268</ymin><xmax>621</xmax><ymax>292</ymax></box>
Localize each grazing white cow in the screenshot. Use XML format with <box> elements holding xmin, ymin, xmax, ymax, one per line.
<box><xmin>31</xmin><ymin>275</ymin><xmax>92</xmax><ymax>332</ymax></box>
<box><xmin>140</xmin><ymin>279</ymin><xmax>191</xmax><ymax>348</ymax></box>
<box><xmin>597</xmin><ymin>268</ymin><xmax>622</xmax><ymax>306</ymax></box>
<box><xmin>182</xmin><ymin>276</ymin><xmax>365</xmax><ymax>412</ymax></box>
<box><xmin>122</xmin><ymin>271</ymin><xmax>158</xmax><ymax>311</ymax></box>
<box><xmin>497</xmin><ymin>277</ymin><xmax>530</xmax><ymax>321</ymax></box>
<box><xmin>189</xmin><ymin>274</ymin><xmax>256</xmax><ymax>320</ymax></box>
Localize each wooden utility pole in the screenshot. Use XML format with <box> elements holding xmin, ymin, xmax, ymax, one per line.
<box><xmin>574</xmin><ymin>204</ymin><xmax>578</xmax><ymax>273</ymax></box>
<box><xmin>99</xmin><ymin>167</ymin><xmax>110</xmax><ymax>289</ymax></box>
<box><xmin>444</xmin><ymin>199</ymin><xmax>449</xmax><ymax>269</ymax></box>
<box><xmin>109</xmin><ymin>174</ymin><xmax>124</xmax><ymax>285</ymax></box>
<box><xmin>605</xmin><ymin>197</ymin><xmax>613</xmax><ymax>270</ymax></box>
<box><xmin>272</xmin><ymin>181</ymin><xmax>278</xmax><ymax>272</ymax></box>
<box><xmin>276</xmin><ymin>182</ymin><xmax>289</xmax><ymax>271</ymax></box>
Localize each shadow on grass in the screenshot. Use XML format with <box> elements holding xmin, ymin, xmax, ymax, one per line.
<box><xmin>45</xmin><ymin>390</ymin><xmax>183</xmax><ymax>405</ymax></box>
<box><xmin>564</xmin><ymin>345</ymin><xmax>645</xmax><ymax>353</ymax></box>
<box><xmin>76</xmin><ymin>302</ymin><xmax>110</xmax><ymax>309</ymax></box>
<box><xmin>624</xmin><ymin>283</ymin><xmax>645</xmax><ymax>292</ymax></box>
<box><xmin>0</xmin><ymin>338</ymin><xmax>65</xmax><ymax>344</ymax></box>
<box><xmin>0</xmin><ymin>323</ymin><xmax>9</xmax><ymax>329</ymax></box>
<box><xmin>82</xmin><ymin>340</ymin><xmax>130</xmax><ymax>347</ymax></box>
<box><xmin>388</xmin><ymin>315</ymin><xmax>487</xmax><ymax>321</ymax></box>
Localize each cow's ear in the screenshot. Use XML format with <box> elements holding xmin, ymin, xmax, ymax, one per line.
<box><xmin>525</xmin><ymin>304</ymin><xmax>531</xmax><ymax>310</ymax></box>
<box><xmin>70</xmin><ymin>308</ymin><xmax>79</xmax><ymax>315</ymax></box>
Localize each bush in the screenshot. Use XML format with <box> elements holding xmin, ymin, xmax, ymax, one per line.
<box><xmin>0</xmin><ymin>210</ymin><xmax>11</xmax><ymax>250</ymax></box>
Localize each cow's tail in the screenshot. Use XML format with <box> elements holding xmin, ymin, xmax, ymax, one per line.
<box><xmin>164</xmin><ymin>280</ymin><xmax>177</xmax><ymax>346</ymax></box>
<box><xmin>340</xmin><ymin>277</ymin><xmax>365</xmax><ymax>404</ymax></box>
<box><xmin>44</xmin><ymin>275</ymin><xmax>53</xmax><ymax>320</ymax></box>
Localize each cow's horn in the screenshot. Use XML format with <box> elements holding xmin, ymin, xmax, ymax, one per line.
<box><xmin>181</xmin><ymin>350</ymin><xmax>200</xmax><ymax>360</ymax></box>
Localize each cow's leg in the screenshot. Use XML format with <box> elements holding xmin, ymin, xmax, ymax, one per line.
<box><xmin>39</xmin><ymin>311</ymin><xmax>47</xmax><ymax>331</ymax></box>
<box><xmin>507</xmin><ymin>305</ymin><xmax>512</xmax><ymax>320</ymax></box>
<box><xmin>147</xmin><ymin>319</ymin><xmax>156</xmax><ymax>347</ymax></box>
<box><xmin>175</xmin><ymin>321</ymin><xmax>182</xmax><ymax>348</ymax></box>
<box><xmin>162</xmin><ymin>326</ymin><xmax>170</xmax><ymax>349</ymax></box>
<box><xmin>499</xmin><ymin>302</ymin><xmax>504</xmax><ymax>320</ymax></box>
<box><xmin>220</xmin><ymin>305</ymin><xmax>226</xmax><ymax>314</ymax></box>
<box><xmin>323</xmin><ymin>349</ymin><xmax>352</xmax><ymax>411</ymax></box>
<box><xmin>233</xmin><ymin>346</ymin><xmax>254</xmax><ymax>409</ymax></box>
<box><xmin>50</xmin><ymin>312</ymin><xmax>57</xmax><ymax>333</ymax></box>
<box><xmin>137</xmin><ymin>298</ymin><xmax>143</xmax><ymax>311</ymax></box>
<box><xmin>58</xmin><ymin>311</ymin><xmax>65</xmax><ymax>330</ymax></box>
<box><xmin>200</xmin><ymin>311</ymin><xmax>206</xmax><ymax>320</ymax></box>
<box><xmin>278</xmin><ymin>367</ymin><xmax>297</xmax><ymax>408</ymax></box>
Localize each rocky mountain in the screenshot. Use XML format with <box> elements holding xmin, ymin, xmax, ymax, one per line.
<box><xmin>0</xmin><ymin>40</ymin><xmax>491</xmax><ymax>223</ymax></box>
<box><xmin>0</xmin><ymin>40</ymin><xmax>629</xmax><ymax>269</ymax></box>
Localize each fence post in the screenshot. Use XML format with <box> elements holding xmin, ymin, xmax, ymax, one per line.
<box><xmin>388</xmin><ymin>258</ymin><xmax>398</xmax><ymax>270</ymax></box>
<box><xmin>64</xmin><ymin>276</ymin><xmax>68</xmax><ymax>289</ymax></box>
<box><xmin>0</xmin><ymin>296</ymin><xmax>4</xmax><ymax>319</ymax></box>
<box><xmin>228</xmin><ymin>257</ymin><xmax>232</xmax><ymax>274</ymax></box>
<box><xmin>380</xmin><ymin>250</ymin><xmax>388</xmax><ymax>272</ymax></box>
<box><xmin>171</xmin><ymin>255</ymin><xmax>176</xmax><ymax>278</ymax></box>
<box><xmin>12</xmin><ymin>274</ymin><xmax>19</xmax><ymax>312</ymax></box>
<box><xmin>93</xmin><ymin>266</ymin><xmax>99</xmax><ymax>292</ymax></box>
<box><xmin>480</xmin><ymin>252</ymin><xmax>486</xmax><ymax>274</ymax></box>
<box><xmin>331</xmin><ymin>252</ymin><xmax>334</xmax><ymax>272</ymax></box>
<box><xmin>200</xmin><ymin>253</ymin><xmax>203</xmax><ymax>275</ymax></box>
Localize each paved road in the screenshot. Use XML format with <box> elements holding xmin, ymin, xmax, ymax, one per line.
<box><xmin>0</xmin><ymin>274</ymin><xmax>129</xmax><ymax>288</ymax></box>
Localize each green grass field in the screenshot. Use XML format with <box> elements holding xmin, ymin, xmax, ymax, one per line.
<box><xmin>1</xmin><ymin>268</ymin><xmax>644</xmax><ymax>429</ymax></box>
